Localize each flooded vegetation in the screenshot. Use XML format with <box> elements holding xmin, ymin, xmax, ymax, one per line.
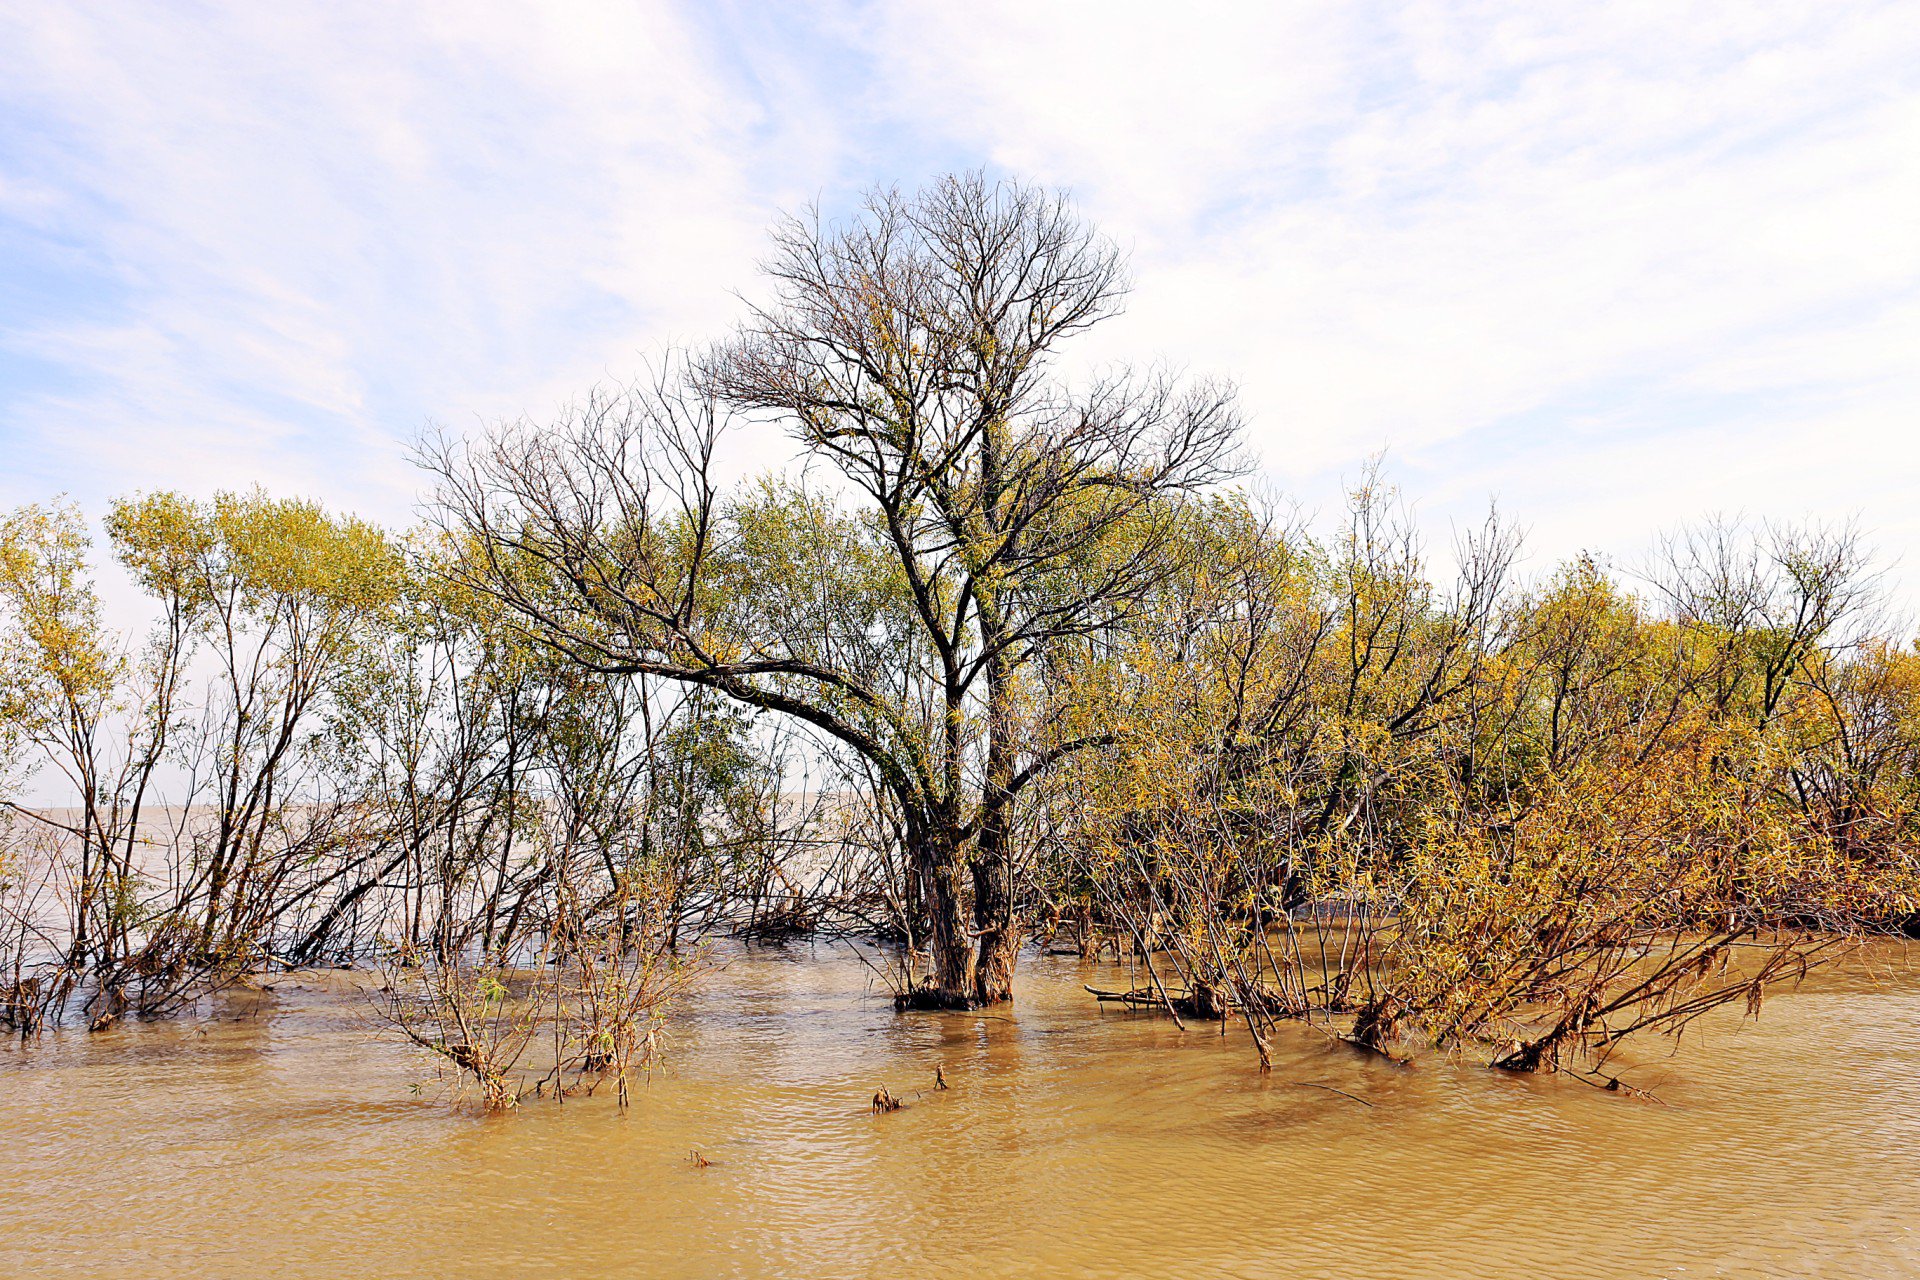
<box><xmin>4</xmin><ymin>175</ymin><xmax>1919</xmax><ymax>1276</ymax></box>
<box><xmin>4</xmin><ymin>945</ymin><xmax>1919</xmax><ymax>1279</ymax></box>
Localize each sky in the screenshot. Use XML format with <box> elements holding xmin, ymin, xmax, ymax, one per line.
<box><xmin>2</xmin><ymin>0</ymin><xmax>1918</xmax><ymax>596</ymax></box>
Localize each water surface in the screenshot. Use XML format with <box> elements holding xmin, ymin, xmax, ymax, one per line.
<box><xmin>3</xmin><ymin>945</ymin><xmax>1916</xmax><ymax>1278</ymax></box>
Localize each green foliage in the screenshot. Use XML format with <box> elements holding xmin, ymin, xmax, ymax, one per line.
<box><xmin>0</xmin><ymin>501</ymin><xmax>122</xmax><ymax>784</ymax></box>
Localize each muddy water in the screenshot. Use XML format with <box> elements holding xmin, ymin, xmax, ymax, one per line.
<box><xmin>2</xmin><ymin>946</ymin><xmax>1918</xmax><ymax>1280</ymax></box>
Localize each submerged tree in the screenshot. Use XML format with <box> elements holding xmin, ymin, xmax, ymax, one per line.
<box><xmin>427</xmin><ymin>173</ymin><xmax>1243</xmax><ymax>1007</ymax></box>
<box><xmin>1051</xmin><ymin>486</ymin><xmax>1917</xmax><ymax>1076</ymax></box>
<box><xmin>0</xmin><ymin>491</ymin><xmax>403</xmax><ymax>1031</ymax></box>
<box><xmin>7</xmin><ymin>172</ymin><xmax>1913</xmax><ymax>1089</ymax></box>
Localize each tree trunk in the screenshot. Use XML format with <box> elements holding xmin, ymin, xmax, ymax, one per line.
<box><xmin>970</xmin><ymin>624</ymin><xmax>1020</xmax><ymax>1005</ymax></box>
<box><xmin>971</xmin><ymin>851</ymin><xmax>1017</xmax><ymax>1005</ymax></box>
<box><xmin>902</xmin><ymin>832</ymin><xmax>976</xmax><ymax>1009</ymax></box>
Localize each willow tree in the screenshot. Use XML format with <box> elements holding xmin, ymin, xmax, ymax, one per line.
<box><xmin>427</xmin><ymin>173</ymin><xmax>1243</xmax><ymax>1006</ymax></box>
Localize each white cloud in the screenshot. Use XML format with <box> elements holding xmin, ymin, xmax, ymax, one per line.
<box><xmin>0</xmin><ymin>0</ymin><xmax>807</xmax><ymax>521</ymax></box>
<box><xmin>841</xmin><ymin>0</ymin><xmax>1920</xmax><ymax>580</ymax></box>
<box><xmin>1</xmin><ymin>0</ymin><xmax>1916</xmax><ymax>600</ymax></box>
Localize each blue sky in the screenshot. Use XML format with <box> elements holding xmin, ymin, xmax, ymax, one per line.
<box><xmin>2</xmin><ymin>1</ymin><xmax>1917</xmax><ymax>594</ymax></box>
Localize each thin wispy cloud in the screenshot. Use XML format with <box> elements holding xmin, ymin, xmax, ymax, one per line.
<box><xmin>2</xmin><ymin>1</ymin><xmax>1916</xmax><ymax>583</ymax></box>
<box><xmin>0</xmin><ymin>1</ymin><xmax>800</xmax><ymax>519</ymax></box>
<box><xmin>842</xmin><ymin>2</ymin><xmax>1920</xmax><ymax>564</ymax></box>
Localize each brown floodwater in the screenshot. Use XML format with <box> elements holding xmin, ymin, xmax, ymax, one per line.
<box><xmin>2</xmin><ymin>944</ymin><xmax>1917</xmax><ymax>1279</ymax></box>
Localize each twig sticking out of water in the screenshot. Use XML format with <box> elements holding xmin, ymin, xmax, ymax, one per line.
<box><xmin>1290</xmin><ymin>1081</ymin><xmax>1372</xmax><ymax>1107</ymax></box>
<box><xmin>1575</xmin><ymin>1072</ymin><xmax>1670</xmax><ymax>1105</ymax></box>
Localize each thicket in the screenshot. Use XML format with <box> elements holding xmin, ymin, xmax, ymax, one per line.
<box><xmin>3</xmin><ymin>175</ymin><xmax>1916</xmax><ymax>1092</ymax></box>
<box><xmin>1046</xmin><ymin>481</ymin><xmax>1920</xmax><ymax>1077</ymax></box>
<box><xmin>0</xmin><ymin>492</ymin><xmax>793</xmax><ymax>1101</ymax></box>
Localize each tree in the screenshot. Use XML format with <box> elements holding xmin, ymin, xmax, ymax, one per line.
<box><xmin>0</xmin><ymin>500</ymin><xmax>136</xmax><ymax>1022</ymax></box>
<box><xmin>427</xmin><ymin>173</ymin><xmax>1243</xmax><ymax>1006</ymax></box>
<box><xmin>110</xmin><ymin>489</ymin><xmax>402</xmax><ymax>957</ymax></box>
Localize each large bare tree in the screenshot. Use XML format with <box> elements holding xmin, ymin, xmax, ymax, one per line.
<box><xmin>426</xmin><ymin>173</ymin><xmax>1243</xmax><ymax>1006</ymax></box>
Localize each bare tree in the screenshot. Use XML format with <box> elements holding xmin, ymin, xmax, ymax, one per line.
<box><xmin>425</xmin><ymin>173</ymin><xmax>1244</xmax><ymax>1006</ymax></box>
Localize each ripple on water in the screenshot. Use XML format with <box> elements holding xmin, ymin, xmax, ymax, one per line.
<box><xmin>2</xmin><ymin>944</ymin><xmax>1918</xmax><ymax>1279</ymax></box>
